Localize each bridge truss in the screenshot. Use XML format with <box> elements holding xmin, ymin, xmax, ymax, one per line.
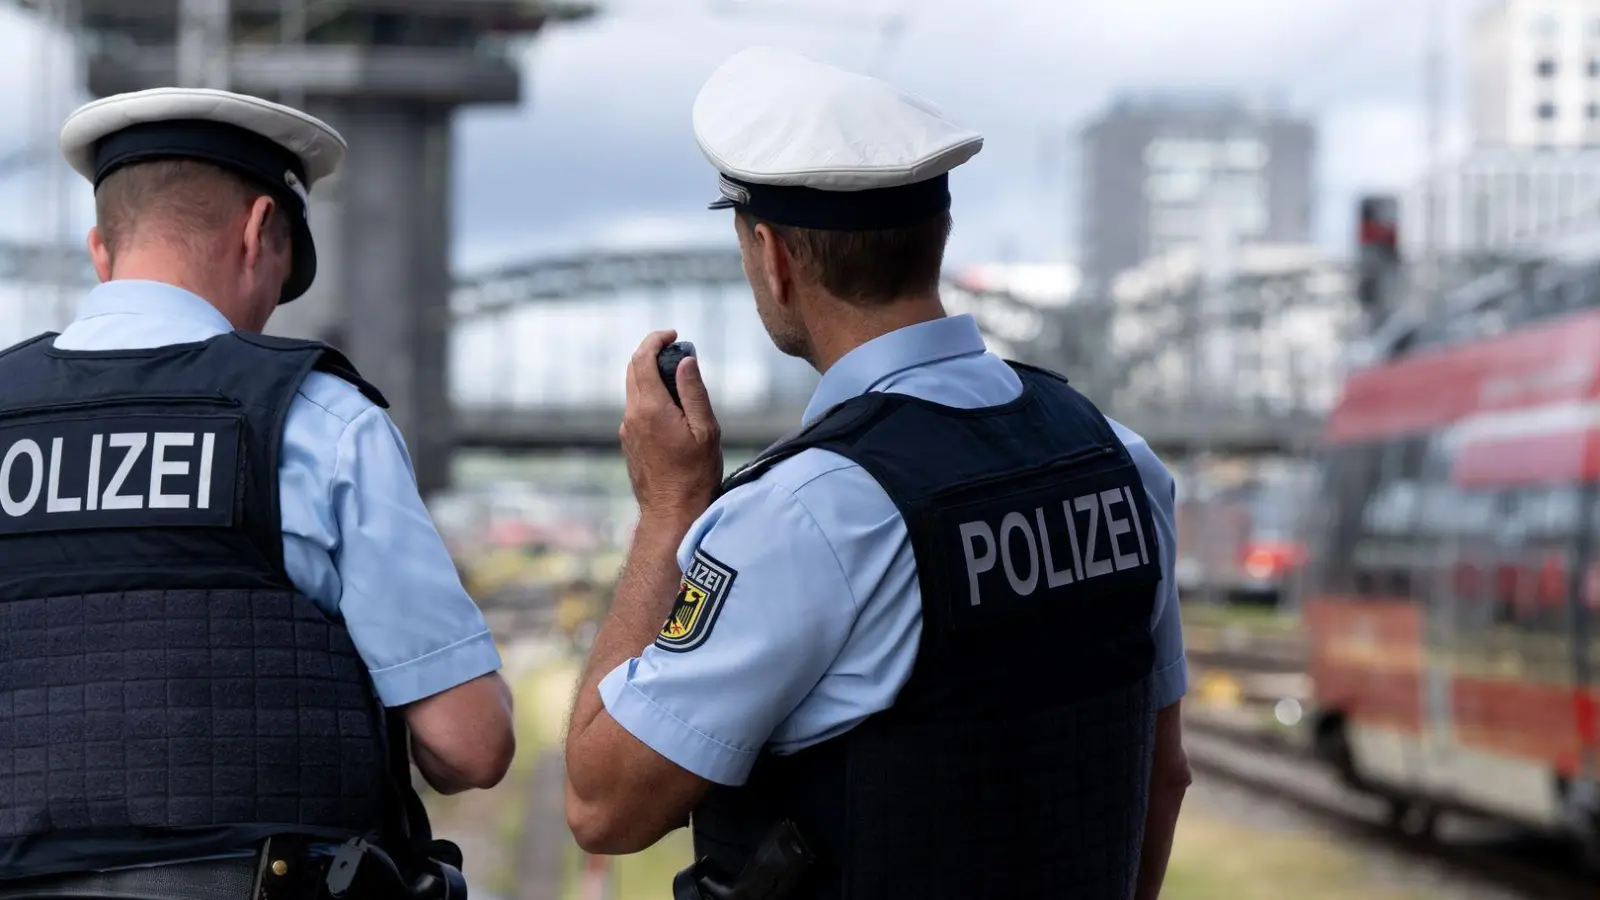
<box><xmin>1</xmin><ymin>239</ymin><xmax>1358</xmax><ymax>457</ymax></box>
<box><xmin>452</xmin><ymin>246</ymin><xmax>1358</xmax><ymax>457</ymax></box>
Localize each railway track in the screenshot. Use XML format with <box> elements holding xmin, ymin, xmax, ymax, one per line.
<box><xmin>1185</xmin><ymin>718</ymin><xmax>1597</xmax><ymax>899</ymax></box>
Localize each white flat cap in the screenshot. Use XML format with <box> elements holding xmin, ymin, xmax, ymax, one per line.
<box><xmin>693</xmin><ymin>46</ymin><xmax>984</xmax><ymax>231</ymax></box>
<box><xmin>59</xmin><ymin>88</ymin><xmax>348</xmax><ymax>303</ymax></box>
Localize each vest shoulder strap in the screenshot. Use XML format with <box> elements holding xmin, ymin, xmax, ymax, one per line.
<box><xmin>719</xmin><ymin>393</ymin><xmax>896</xmax><ymax>496</ymax></box>
<box><xmin>1007</xmin><ymin>360</ymin><xmax>1122</xmax><ymax>447</ymax></box>
<box><xmin>1005</xmin><ymin>358</ymin><xmax>1071</xmax><ymax>385</ymax></box>
<box><xmin>231</xmin><ymin>333</ymin><xmax>391</xmax><ymax>409</ymax></box>
<box><xmin>0</xmin><ymin>332</ymin><xmax>57</xmax><ymax>364</ymax></box>
<box><xmin>720</xmin><ymin>360</ymin><xmax>1081</xmax><ymax>496</ymax></box>
<box><xmin>719</xmin><ymin>360</ymin><xmax>1109</xmax><ymax>497</ymax></box>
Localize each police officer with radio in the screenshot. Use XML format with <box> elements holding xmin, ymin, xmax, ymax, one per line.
<box><xmin>0</xmin><ymin>89</ymin><xmax>513</xmax><ymax>898</ymax></box>
<box><xmin>564</xmin><ymin>47</ymin><xmax>1192</xmax><ymax>900</ymax></box>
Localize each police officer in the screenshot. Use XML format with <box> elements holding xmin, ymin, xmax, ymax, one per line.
<box><xmin>564</xmin><ymin>47</ymin><xmax>1192</xmax><ymax>900</ymax></box>
<box><xmin>0</xmin><ymin>89</ymin><xmax>513</xmax><ymax>897</ymax></box>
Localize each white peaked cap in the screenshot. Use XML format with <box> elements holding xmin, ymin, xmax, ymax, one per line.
<box><xmin>692</xmin><ymin>46</ymin><xmax>983</xmax><ymax>230</ymax></box>
<box><xmin>58</xmin><ymin>88</ymin><xmax>347</xmax><ymax>303</ymax></box>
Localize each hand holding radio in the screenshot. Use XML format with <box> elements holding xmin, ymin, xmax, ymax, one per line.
<box><xmin>622</xmin><ymin>331</ymin><xmax>723</xmax><ymax>523</ymax></box>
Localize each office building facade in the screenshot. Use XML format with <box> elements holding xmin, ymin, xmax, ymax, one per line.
<box><xmin>1078</xmin><ymin>93</ymin><xmax>1316</xmax><ymax>288</ymax></box>
<box><xmin>1472</xmin><ymin>0</ymin><xmax>1600</xmax><ymax>148</ymax></box>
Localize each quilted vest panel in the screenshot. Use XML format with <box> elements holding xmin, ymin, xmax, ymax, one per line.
<box><xmin>693</xmin><ymin>363</ymin><xmax>1161</xmax><ymax>900</ymax></box>
<box><xmin>0</xmin><ymin>332</ymin><xmax>394</xmax><ymax>880</ymax></box>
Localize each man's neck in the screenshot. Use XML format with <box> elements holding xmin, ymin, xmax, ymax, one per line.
<box><xmin>107</xmin><ymin>260</ymin><xmax>247</xmax><ymax>331</ymax></box>
<box><xmin>809</xmin><ymin>293</ymin><xmax>946</xmax><ymax>374</ymax></box>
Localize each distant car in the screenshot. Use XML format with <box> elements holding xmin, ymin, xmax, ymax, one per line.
<box><xmin>1175</xmin><ymin>482</ymin><xmax>1309</xmax><ymax>606</ymax></box>
<box><xmin>1232</xmin><ymin>490</ymin><xmax>1309</xmax><ymax>605</ymax></box>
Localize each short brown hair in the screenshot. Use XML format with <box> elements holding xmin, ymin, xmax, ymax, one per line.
<box><xmin>740</xmin><ymin>209</ymin><xmax>952</xmax><ymax>306</ymax></box>
<box><xmin>95</xmin><ymin>159</ymin><xmax>291</xmax><ymax>258</ymax></box>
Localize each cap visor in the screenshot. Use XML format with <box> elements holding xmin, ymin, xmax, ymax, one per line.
<box><xmin>708</xmin><ymin>196</ymin><xmax>737</xmax><ymax>210</ymax></box>
<box><xmin>280</xmin><ymin>218</ymin><xmax>317</xmax><ymax>304</ymax></box>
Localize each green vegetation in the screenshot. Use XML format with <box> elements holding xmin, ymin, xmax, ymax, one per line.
<box><xmin>1182</xmin><ymin>600</ymin><xmax>1302</xmax><ymax>635</ymax></box>
<box><xmin>1165</xmin><ymin>817</ymin><xmax>1438</xmax><ymax>900</ymax></box>
<box><xmin>439</xmin><ymin>639</ymin><xmax>1416</xmax><ymax>900</ymax></box>
<box><xmin>561</xmin><ymin>831</ymin><xmax>693</xmax><ymax>900</ymax></box>
<box><xmin>449</xmin><ymin>649</ymin><xmax>694</xmax><ymax>899</ymax></box>
<box><xmin>557</xmin><ymin>809</ymin><xmax>1439</xmax><ymax>900</ymax></box>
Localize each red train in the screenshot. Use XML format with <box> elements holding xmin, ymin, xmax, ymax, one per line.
<box><xmin>1302</xmin><ymin>298</ymin><xmax>1600</xmax><ymax>856</ymax></box>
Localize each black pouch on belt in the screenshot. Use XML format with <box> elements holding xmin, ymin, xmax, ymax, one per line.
<box><xmin>673</xmin><ymin>819</ymin><xmax>817</xmax><ymax>900</ymax></box>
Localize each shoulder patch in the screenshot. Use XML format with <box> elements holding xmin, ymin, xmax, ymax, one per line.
<box><xmin>656</xmin><ymin>549</ymin><xmax>738</xmax><ymax>653</ymax></box>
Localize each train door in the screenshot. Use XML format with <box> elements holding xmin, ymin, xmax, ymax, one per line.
<box><xmin>1415</xmin><ymin>434</ymin><xmax>1464</xmax><ymax>803</ymax></box>
<box><xmin>1488</xmin><ymin>484</ymin><xmax>1585</xmax><ymax>828</ymax></box>
<box><xmin>1436</xmin><ymin>483</ymin><xmax>1586</xmax><ymax>828</ymax></box>
<box><xmin>1571</xmin><ymin>489</ymin><xmax>1600</xmax><ymax>837</ymax></box>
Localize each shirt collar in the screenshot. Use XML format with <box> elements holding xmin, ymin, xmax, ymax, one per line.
<box><xmin>802</xmin><ymin>314</ymin><xmax>987</xmax><ymax>425</ymax></box>
<box><xmin>72</xmin><ymin>279</ymin><xmax>236</xmax><ymax>336</ymax></box>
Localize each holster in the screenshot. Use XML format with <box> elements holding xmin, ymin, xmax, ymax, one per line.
<box><xmin>672</xmin><ymin>820</ymin><xmax>816</xmax><ymax>900</ymax></box>
<box><xmin>315</xmin><ymin>837</ymin><xmax>468</xmax><ymax>900</ymax></box>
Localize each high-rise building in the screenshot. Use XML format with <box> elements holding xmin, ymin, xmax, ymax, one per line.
<box><xmin>1471</xmin><ymin>0</ymin><xmax>1600</xmax><ymax>148</ymax></box>
<box><xmin>1401</xmin><ymin>148</ymin><xmax>1600</xmax><ymax>256</ymax></box>
<box><xmin>1078</xmin><ymin>93</ymin><xmax>1316</xmax><ymax>288</ymax></box>
<box><xmin>1402</xmin><ymin>2</ymin><xmax>1600</xmax><ymax>260</ymax></box>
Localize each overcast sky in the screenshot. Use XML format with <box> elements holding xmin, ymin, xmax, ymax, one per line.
<box><xmin>462</xmin><ymin>0</ymin><xmax>1494</xmax><ymax>270</ymax></box>
<box><xmin>0</xmin><ymin>0</ymin><xmax>1489</xmax><ymax>281</ymax></box>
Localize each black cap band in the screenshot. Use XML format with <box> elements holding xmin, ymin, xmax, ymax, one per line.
<box><xmin>92</xmin><ymin>120</ymin><xmax>318</xmax><ymax>304</ymax></box>
<box><xmin>708</xmin><ymin>173</ymin><xmax>951</xmax><ymax>231</ymax></box>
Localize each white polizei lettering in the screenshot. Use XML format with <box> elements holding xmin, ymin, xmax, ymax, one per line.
<box><xmin>1100</xmin><ymin>489</ymin><xmax>1141</xmax><ymax>571</ymax></box>
<box><xmin>1062</xmin><ymin>499</ymin><xmax>1085</xmax><ymax>577</ymax></box>
<box><xmin>0</xmin><ymin>439</ymin><xmax>43</xmax><ymax>516</ymax></box>
<box><xmin>1036</xmin><ymin>506</ymin><xmax>1074</xmax><ymax>587</ymax></box>
<box><xmin>1075</xmin><ymin>495</ymin><xmax>1113</xmax><ymax>579</ymax></box>
<box><xmin>46</xmin><ymin>437</ymin><xmax>82</xmax><ymax>513</ymax></box>
<box><xmin>86</xmin><ymin>434</ymin><xmax>102</xmax><ymax>511</ymax></box>
<box><xmin>102</xmin><ymin>433</ymin><xmax>146</xmax><ymax>511</ymax></box>
<box><xmin>959</xmin><ymin>521</ymin><xmax>997</xmax><ymax>606</ymax></box>
<box><xmin>1122</xmin><ymin>487</ymin><xmax>1150</xmax><ymax>566</ymax></box>
<box><xmin>149</xmin><ymin>432</ymin><xmax>194</xmax><ymax>509</ymax></box>
<box><xmin>998</xmin><ymin>511</ymin><xmax>1040</xmax><ymax>596</ymax></box>
<box><xmin>197</xmin><ymin>433</ymin><xmax>215</xmax><ymax>510</ymax></box>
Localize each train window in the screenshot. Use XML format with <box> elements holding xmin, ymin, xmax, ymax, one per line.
<box><xmin>1350</xmin><ymin>439</ymin><xmax>1433</xmax><ymax>600</ymax></box>
<box><xmin>1394</xmin><ymin>436</ymin><xmax>1428</xmax><ymax>480</ymax></box>
<box><xmin>1587</xmin><ymin>488</ymin><xmax>1600</xmax><ymax>535</ymax></box>
<box><xmin>1360</xmin><ymin>440</ymin><xmax>1425</xmax><ymax>538</ymax></box>
<box><xmin>1507</xmin><ymin>487</ymin><xmax>1582</xmax><ymax>539</ymax></box>
<box><xmin>1310</xmin><ymin>442</ymin><xmax>1395</xmax><ymax>596</ymax></box>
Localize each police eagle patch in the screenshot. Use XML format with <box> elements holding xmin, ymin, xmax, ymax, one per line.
<box><xmin>656</xmin><ymin>549</ymin><xmax>737</xmax><ymax>653</ymax></box>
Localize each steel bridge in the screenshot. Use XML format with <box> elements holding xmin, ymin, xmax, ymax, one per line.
<box><xmin>0</xmin><ymin>242</ymin><xmax>1352</xmax><ymax>460</ymax></box>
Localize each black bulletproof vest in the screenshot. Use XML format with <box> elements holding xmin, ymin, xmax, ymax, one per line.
<box><xmin>0</xmin><ymin>330</ymin><xmax>406</xmax><ymax>880</ymax></box>
<box><xmin>691</xmin><ymin>362</ymin><xmax>1162</xmax><ymax>900</ymax></box>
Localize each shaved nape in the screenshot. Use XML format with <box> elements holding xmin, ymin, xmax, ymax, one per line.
<box><xmin>94</xmin><ymin>160</ymin><xmax>287</xmax><ymax>260</ymax></box>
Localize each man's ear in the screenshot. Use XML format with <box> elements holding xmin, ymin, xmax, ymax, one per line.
<box><xmin>87</xmin><ymin>226</ymin><xmax>112</xmax><ymax>283</ymax></box>
<box><xmin>242</xmin><ymin>195</ymin><xmax>277</xmax><ymax>272</ymax></box>
<box><xmin>754</xmin><ymin>222</ymin><xmax>794</xmax><ymax>308</ymax></box>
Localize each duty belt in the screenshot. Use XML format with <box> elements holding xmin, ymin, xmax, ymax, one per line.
<box><xmin>0</xmin><ymin>836</ymin><xmax>468</xmax><ymax>900</ymax></box>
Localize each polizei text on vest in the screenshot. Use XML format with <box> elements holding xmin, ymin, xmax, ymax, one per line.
<box><xmin>958</xmin><ymin>485</ymin><xmax>1153</xmax><ymax>607</ymax></box>
<box><xmin>0</xmin><ymin>417</ymin><xmax>238</xmax><ymax>534</ymax></box>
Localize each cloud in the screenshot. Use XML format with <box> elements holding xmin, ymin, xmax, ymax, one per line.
<box><xmin>451</xmin><ymin>0</ymin><xmax>1478</xmax><ymax>271</ymax></box>
<box><xmin>0</xmin><ymin>0</ymin><xmax>1497</xmax><ymax>281</ymax></box>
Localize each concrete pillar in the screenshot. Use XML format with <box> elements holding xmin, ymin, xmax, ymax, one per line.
<box><xmin>74</xmin><ymin>11</ymin><xmax>545</xmax><ymax>500</ymax></box>
<box><xmin>269</xmin><ymin>101</ymin><xmax>455</xmax><ymax>498</ymax></box>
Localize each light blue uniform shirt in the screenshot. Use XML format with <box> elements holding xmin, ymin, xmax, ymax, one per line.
<box><xmin>51</xmin><ymin>280</ymin><xmax>501</xmax><ymax>707</ymax></box>
<box><xmin>600</xmin><ymin>314</ymin><xmax>1187</xmax><ymax>787</ymax></box>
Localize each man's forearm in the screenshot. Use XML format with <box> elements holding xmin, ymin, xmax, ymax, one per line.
<box><xmin>568</xmin><ymin>513</ymin><xmax>696</xmax><ymax>745</ymax></box>
<box><xmin>1134</xmin><ymin>769</ymin><xmax>1189</xmax><ymax>900</ymax></box>
<box><xmin>412</xmin><ymin>738</ymin><xmax>478</xmax><ymax>796</ymax></box>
